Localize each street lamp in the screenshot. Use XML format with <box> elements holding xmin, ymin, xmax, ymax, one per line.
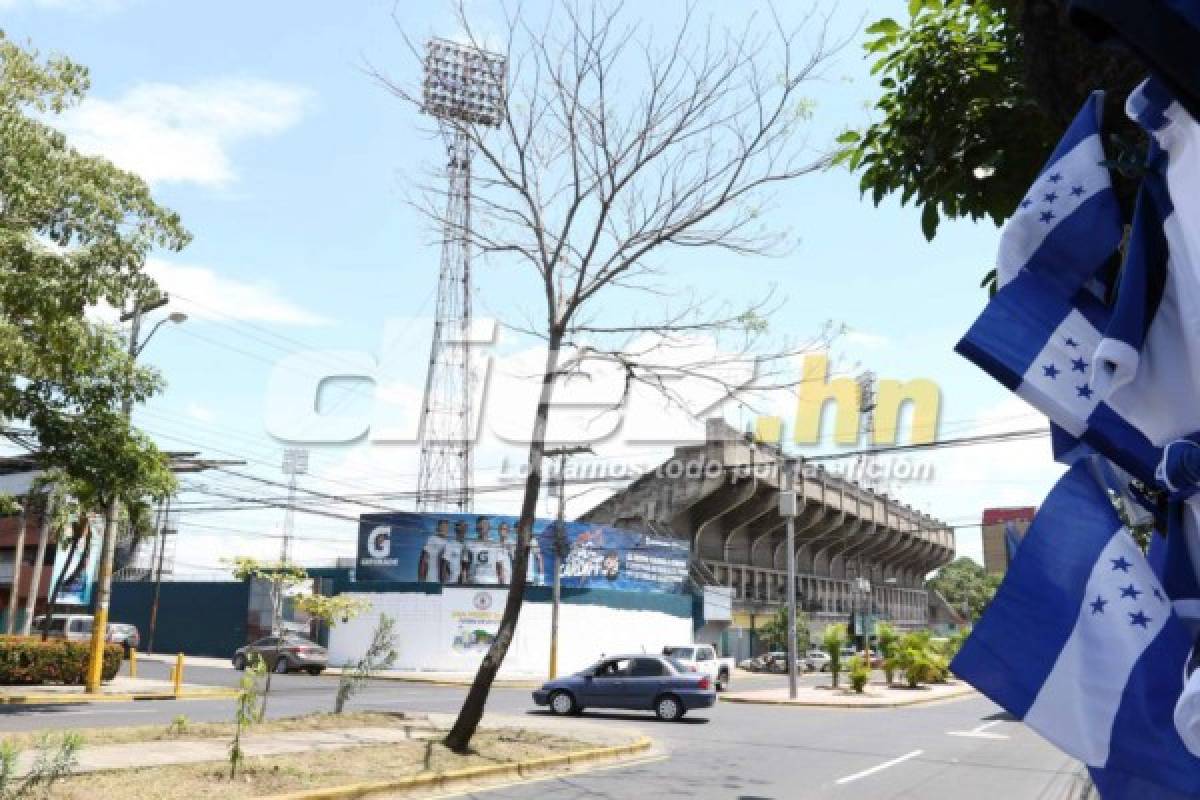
<box><xmin>544</xmin><ymin>445</ymin><xmax>592</xmax><ymax>680</ymax></box>
<box><xmin>84</xmin><ymin>297</ymin><xmax>185</xmax><ymax>693</ymax></box>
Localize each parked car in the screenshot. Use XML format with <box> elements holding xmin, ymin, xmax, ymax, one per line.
<box><xmin>31</xmin><ymin>615</ymin><xmax>140</xmax><ymax>657</ymax></box>
<box><xmin>106</xmin><ymin>623</ymin><xmax>140</xmax><ymax>657</ymax></box>
<box><xmin>661</xmin><ymin>644</ymin><xmax>735</xmax><ymax>690</ymax></box>
<box><xmin>737</xmin><ymin>655</ymin><xmax>763</xmax><ymax>671</ymax></box>
<box><xmin>533</xmin><ymin>654</ymin><xmax>716</xmax><ymax>721</ymax></box>
<box><xmin>232</xmin><ymin>635</ymin><xmax>328</xmax><ymax>675</ymax></box>
<box><xmin>805</xmin><ymin>649</ymin><xmax>831</xmax><ymax>672</ymax></box>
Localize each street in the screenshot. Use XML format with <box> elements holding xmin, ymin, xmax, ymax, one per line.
<box><xmin>0</xmin><ymin>663</ymin><xmax>1083</xmax><ymax>799</ymax></box>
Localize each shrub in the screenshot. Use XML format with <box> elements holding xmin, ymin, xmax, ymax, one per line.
<box><xmin>875</xmin><ymin>622</ymin><xmax>899</xmax><ymax>685</ymax></box>
<box><xmin>892</xmin><ymin>631</ymin><xmax>943</xmax><ymax>688</ymax></box>
<box><xmin>822</xmin><ymin>624</ymin><xmax>848</xmax><ymax>689</ymax></box>
<box><xmin>0</xmin><ymin>639</ymin><xmax>121</xmax><ymax>685</ymax></box>
<box><xmin>848</xmin><ymin>656</ymin><xmax>869</xmax><ymax>694</ymax></box>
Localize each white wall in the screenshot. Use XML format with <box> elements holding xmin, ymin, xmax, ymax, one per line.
<box><xmin>328</xmin><ymin>588</ymin><xmax>692</xmax><ymax>677</ymax></box>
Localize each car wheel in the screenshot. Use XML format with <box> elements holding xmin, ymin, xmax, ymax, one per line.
<box><xmin>549</xmin><ymin>690</ymin><xmax>577</xmax><ymax>716</ymax></box>
<box><xmin>654</xmin><ymin>694</ymin><xmax>684</xmax><ymax>722</ymax></box>
<box><xmin>306</xmin><ymin>667</ymin><xmax>323</xmax><ymax>676</ymax></box>
<box><xmin>273</xmin><ymin>656</ymin><xmax>290</xmax><ymax>674</ymax></box>
<box><xmin>232</xmin><ymin>654</ymin><xmax>246</xmax><ymax>671</ymax></box>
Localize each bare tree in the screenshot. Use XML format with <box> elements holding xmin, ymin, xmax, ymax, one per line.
<box><xmin>377</xmin><ymin>0</ymin><xmax>847</xmax><ymax>752</ymax></box>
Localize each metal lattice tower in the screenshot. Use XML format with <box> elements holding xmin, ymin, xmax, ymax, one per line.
<box><xmin>281</xmin><ymin>448</ymin><xmax>308</xmax><ymax>564</ymax></box>
<box><xmin>855</xmin><ymin>372</ymin><xmax>882</xmax><ymax>492</ymax></box>
<box><xmin>415</xmin><ymin>38</ymin><xmax>506</xmax><ymax>513</ymax></box>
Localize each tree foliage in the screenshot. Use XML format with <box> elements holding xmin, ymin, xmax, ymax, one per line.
<box><xmin>822</xmin><ymin>623</ymin><xmax>848</xmax><ymax>688</ymax></box>
<box><xmin>836</xmin><ymin>0</ymin><xmax>1143</xmax><ymax>241</ymax></box>
<box><xmin>759</xmin><ymin>604</ymin><xmax>810</xmax><ymax>653</ymax></box>
<box><xmin>926</xmin><ymin>556</ymin><xmax>1000</xmax><ymax>621</ymax></box>
<box><xmin>0</xmin><ymin>32</ymin><xmax>186</xmax><ymax>509</ymax></box>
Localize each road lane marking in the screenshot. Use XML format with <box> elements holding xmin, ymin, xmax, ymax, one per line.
<box><xmin>835</xmin><ymin>749</ymin><xmax>924</xmax><ymax>785</ymax></box>
<box><xmin>947</xmin><ymin>719</ymin><xmax>1009</xmax><ymax>740</ymax></box>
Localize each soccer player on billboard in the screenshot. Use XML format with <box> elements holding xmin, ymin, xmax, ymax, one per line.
<box><xmin>418</xmin><ymin>519</ymin><xmax>450</xmax><ymax>583</ymax></box>
<box><xmin>442</xmin><ymin>520</ymin><xmax>469</xmax><ymax>584</ymax></box>
<box><xmin>500</xmin><ymin>521</ymin><xmax>543</xmax><ymax>585</ymax></box>
<box><xmin>466</xmin><ymin>517</ymin><xmax>504</xmax><ymax>584</ymax></box>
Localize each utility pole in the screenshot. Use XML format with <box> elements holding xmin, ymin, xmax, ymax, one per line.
<box><xmin>146</xmin><ymin>496</ymin><xmax>172</xmax><ymax>654</ymax></box>
<box><xmin>779</xmin><ymin>457</ymin><xmax>800</xmax><ymax>700</ymax></box>
<box><xmin>545</xmin><ymin>445</ymin><xmax>591</xmax><ymax>679</ymax></box>
<box><xmin>280</xmin><ymin>449</ymin><xmax>309</xmax><ymax>565</ymax></box>
<box><xmin>85</xmin><ymin>295</ymin><xmax>185</xmax><ymax>693</ymax></box>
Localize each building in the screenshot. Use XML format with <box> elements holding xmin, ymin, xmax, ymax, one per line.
<box><xmin>981</xmin><ymin>507</ymin><xmax>1035</xmax><ymax>576</ymax></box>
<box><xmin>580</xmin><ymin>420</ymin><xmax>955</xmax><ymax>658</ymax></box>
<box><xmin>0</xmin><ymin>456</ymin><xmax>58</xmax><ymax>631</ymax></box>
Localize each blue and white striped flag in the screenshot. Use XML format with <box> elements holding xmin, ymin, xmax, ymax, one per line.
<box><xmin>996</xmin><ymin>91</ymin><xmax>1123</xmax><ymax>291</ymax></box>
<box><xmin>952</xmin><ymin>459</ymin><xmax>1200</xmax><ymax>796</ymax></box>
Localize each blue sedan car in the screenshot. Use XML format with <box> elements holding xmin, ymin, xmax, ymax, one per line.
<box><xmin>533</xmin><ymin>654</ymin><xmax>717</xmax><ymax>721</ymax></box>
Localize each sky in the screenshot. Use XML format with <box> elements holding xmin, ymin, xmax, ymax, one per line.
<box><xmin>0</xmin><ymin>0</ymin><xmax>1066</xmax><ymax>575</ymax></box>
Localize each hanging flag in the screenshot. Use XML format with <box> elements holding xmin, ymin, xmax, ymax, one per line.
<box><xmin>996</xmin><ymin>91</ymin><xmax>1123</xmax><ymax>291</ymax></box>
<box><xmin>952</xmin><ymin>459</ymin><xmax>1200</xmax><ymax>796</ymax></box>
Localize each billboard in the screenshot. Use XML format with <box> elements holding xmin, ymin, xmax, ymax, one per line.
<box><xmin>357</xmin><ymin>512</ymin><xmax>690</xmax><ymax>594</ymax></box>
<box><xmin>48</xmin><ymin>517</ymin><xmax>102</xmax><ymax>607</ymax></box>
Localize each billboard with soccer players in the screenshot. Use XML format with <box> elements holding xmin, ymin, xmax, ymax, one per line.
<box><xmin>356</xmin><ymin>512</ymin><xmax>690</xmax><ymax>594</ymax></box>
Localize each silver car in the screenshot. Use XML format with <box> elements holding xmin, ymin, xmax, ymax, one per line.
<box><xmin>233</xmin><ymin>635</ymin><xmax>327</xmax><ymax>675</ymax></box>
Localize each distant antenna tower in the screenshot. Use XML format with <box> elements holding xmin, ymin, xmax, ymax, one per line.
<box><xmin>415</xmin><ymin>37</ymin><xmax>507</xmax><ymax>513</ymax></box>
<box><xmin>855</xmin><ymin>372</ymin><xmax>882</xmax><ymax>492</ymax></box>
<box><xmin>281</xmin><ymin>448</ymin><xmax>308</xmax><ymax>564</ymax></box>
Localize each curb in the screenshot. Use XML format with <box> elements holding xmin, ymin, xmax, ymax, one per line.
<box><xmin>0</xmin><ymin>688</ymin><xmax>240</xmax><ymax>705</ymax></box>
<box><xmin>322</xmin><ymin>671</ymin><xmax>542</xmax><ymax>690</ymax></box>
<box><xmin>258</xmin><ymin>735</ymin><xmax>653</xmax><ymax>800</ymax></box>
<box><xmin>720</xmin><ymin>687</ymin><xmax>977</xmax><ymax>709</ymax></box>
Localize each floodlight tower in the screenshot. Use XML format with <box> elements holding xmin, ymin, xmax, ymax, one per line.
<box><xmin>855</xmin><ymin>372</ymin><xmax>880</xmax><ymax>492</ymax></box>
<box><xmin>281</xmin><ymin>448</ymin><xmax>308</xmax><ymax>564</ymax></box>
<box><xmin>415</xmin><ymin>37</ymin><xmax>507</xmax><ymax>513</ymax></box>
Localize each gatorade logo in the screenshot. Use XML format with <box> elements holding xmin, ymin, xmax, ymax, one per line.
<box><xmin>367</xmin><ymin>526</ymin><xmax>391</xmax><ymax>558</ymax></box>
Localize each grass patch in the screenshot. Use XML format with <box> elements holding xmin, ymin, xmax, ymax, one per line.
<box><xmin>0</xmin><ymin>711</ymin><xmax>422</xmax><ymax>750</ymax></box>
<box><xmin>39</xmin><ymin>728</ymin><xmax>590</xmax><ymax>800</ymax></box>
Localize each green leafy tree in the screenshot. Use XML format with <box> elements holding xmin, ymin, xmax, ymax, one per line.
<box><xmin>228</xmin><ymin>654</ymin><xmax>266</xmax><ymax>780</ymax></box>
<box><xmin>875</xmin><ymin>621</ymin><xmax>900</xmax><ymax>685</ymax></box>
<box><xmin>836</xmin><ymin>0</ymin><xmax>1143</xmax><ymax>246</ymax></box>
<box><xmin>892</xmin><ymin>630</ymin><xmax>949</xmax><ymax>688</ymax></box>
<box><xmin>926</xmin><ymin>557</ymin><xmax>1001</xmax><ymax>621</ymax></box>
<box><xmin>759</xmin><ymin>605</ymin><xmax>811</xmax><ymax>654</ymax></box>
<box><xmin>822</xmin><ymin>623</ymin><xmax>848</xmax><ymax>689</ymax></box>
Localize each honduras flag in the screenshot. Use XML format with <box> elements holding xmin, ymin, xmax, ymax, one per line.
<box><xmin>952</xmin><ymin>459</ymin><xmax>1200</xmax><ymax>796</ymax></box>
<box><xmin>995</xmin><ymin>91</ymin><xmax>1122</xmax><ymax>291</ymax></box>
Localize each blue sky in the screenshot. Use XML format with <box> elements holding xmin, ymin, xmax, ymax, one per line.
<box><xmin>2</xmin><ymin>0</ymin><xmax>1064</xmax><ymax>572</ymax></box>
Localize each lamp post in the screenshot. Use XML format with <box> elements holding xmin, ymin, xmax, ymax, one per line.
<box><xmin>85</xmin><ymin>298</ymin><xmax>185</xmax><ymax>693</ymax></box>
<box><xmin>779</xmin><ymin>457</ymin><xmax>799</xmax><ymax>700</ymax></box>
<box><xmin>544</xmin><ymin>445</ymin><xmax>591</xmax><ymax>680</ymax></box>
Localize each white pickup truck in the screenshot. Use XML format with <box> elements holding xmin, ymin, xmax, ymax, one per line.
<box><xmin>662</xmin><ymin>644</ymin><xmax>736</xmax><ymax>691</ymax></box>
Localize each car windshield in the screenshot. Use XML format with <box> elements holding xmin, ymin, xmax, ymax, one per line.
<box><xmin>665</xmin><ymin>658</ymin><xmax>688</xmax><ymax>673</ymax></box>
<box><xmin>662</xmin><ymin>646</ymin><xmax>693</xmax><ymax>659</ymax></box>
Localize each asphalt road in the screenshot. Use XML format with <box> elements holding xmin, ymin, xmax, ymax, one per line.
<box><xmin>0</xmin><ymin>664</ymin><xmax>1084</xmax><ymax>799</ymax></box>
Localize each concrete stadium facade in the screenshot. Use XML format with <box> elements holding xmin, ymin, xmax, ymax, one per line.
<box><xmin>581</xmin><ymin>420</ymin><xmax>955</xmax><ymax>647</ymax></box>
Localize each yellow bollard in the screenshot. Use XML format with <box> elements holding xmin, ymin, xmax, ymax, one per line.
<box><xmin>129</xmin><ymin>648</ymin><xmax>137</xmax><ymax>679</ymax></box>
<box><xmin>173</xmin><ymin>652</ymin><xmax>184</xmax><ymax>696</ymax></box>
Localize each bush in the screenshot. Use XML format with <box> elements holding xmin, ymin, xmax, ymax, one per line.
<box><xmin>892</xmin><ymin>631</ymin><xmax>946</xmax><ymax>688</ymax></box>
<box><xmin>848</xmin><ymin>656</ymin><xmax>869</xmax><ymax>694</ymax></box>
<box><xmin>822</xmin><ymin>624</ymin><xmax>848</xmax><ymax>689</ymax></box>
<box><xmin>0</xmin><ymin>639</ymin><xmax>121</xmax><ymax>685</ymax></box>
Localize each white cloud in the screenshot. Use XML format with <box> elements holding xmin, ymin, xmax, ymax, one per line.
<box><xmin>55</xmin><ymin>79</ymin><xmax>311</xmax><ymax>187</ymax></box>
<box><xmin>146</xmin><ymin>259</ymin><xmax>331</xmax><ymax>326</ymax></box>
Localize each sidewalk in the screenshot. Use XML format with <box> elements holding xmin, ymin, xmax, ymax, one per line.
<box><xmin>136</xmin><ymin>652</ymin><xmax>546</xmax><ymax>688</ymax></box>
<box><xmin>0</xmin><ymin>676</ymin><xmax>238</xmax><ymax>705</ymax></box>
<box><xmin>721</xmin><ymin>680</ymin><xmax>976</xmax><ymax>708</ymax></box>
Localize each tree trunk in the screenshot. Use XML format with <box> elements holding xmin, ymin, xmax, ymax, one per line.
<box><xmin>21</xmin><ymin>494</ymin><xmax>54</xmax><ymax>636</ymax></box>
<box><xmin>41</xmin><ymin>517</ymin><xmax>89</xmax><ymax>641</ymax></box>
<box><xmin>443</xmin><ymin>332</ymin><xmax>562</xmax><ymax>754</ymax></box>
<box><xmin>5</xmin><ymin>498</ymin><xmax>28</xmax><ymax>634</ymax></box>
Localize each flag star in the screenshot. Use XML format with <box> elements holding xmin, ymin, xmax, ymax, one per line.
<box><xmin>1040</xmin><ymin>210</ymin><xmax>1056</xmax><ymax>224</ymax></box>
<box><xmin>1076</xmin><ymin>384</ymin><xmax>1094</xmax><ymax>399</ymax></box>
<box><xmin>1154</xmin><ymin>588</ymin><xmax>1166</xmax><ymax>602</ymax></box>
<box><xmin>1043</xmin><ymin>363</ymin><xmax>1061</xmax><ymax>379</ymax></box>
<box><xmin>1065</xmin><ymin>337</ymin><xmax>1079</xmax><ymax>348</ymax></box>
<box><xmin>1044</xmin><ymin>191</ymin><xmax>1058</xmax><ymax>203</ymax></box>
<box><xmin>1120</xmin><ymin>584</ymin><xmax>1142</xmax><ymax>600</ymax></box>
<box><xmin>1020</xmin><ymin>198</ymin><xmax>1033</xmax><ymax>209</ymax></box>
<box><xmin>1048</xmin><ymin>172</ymin><xmax>1063</xmax><ymax>183</ymax></box>
<box><xmin>1090</xmin><ymin>595</ymin><xmax>1107</xmax><ymax>614</ymax></box>
<box><xmin>1111</xmin><ymin>556</ymin><xmax>1132</xmax><ymax>572</ymax></box>
<box><xmin>1071</xmin><ymin>185</ymin><xmax>1085</xmax><ymax>197</ymax></box>
<box><xmin>1071</xmin><ymin>357</ymin><xmax>1089</xmax><ymax>373</ymax></box>
<box><xmin>1129</xmin><ymin>610</ymin><xmax>1151</xmax><ymax>628</ymax></box>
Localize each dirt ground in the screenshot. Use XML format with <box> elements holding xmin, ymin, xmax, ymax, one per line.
<box><xmin>19</xmin><ymin>718</ymin><xmax>591</xmax><ymax>800</ymax></box>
